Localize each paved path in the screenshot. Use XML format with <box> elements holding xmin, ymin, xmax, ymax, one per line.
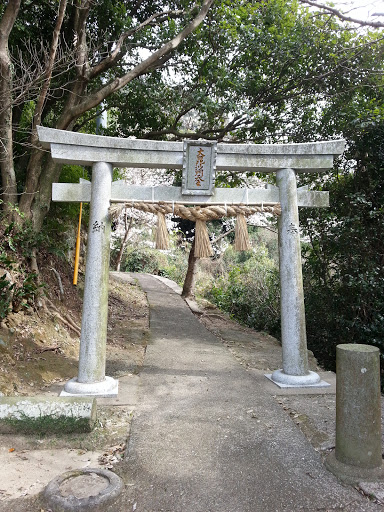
<box><xmin>121</xmin><ymin>273</ymin><xmax>381</xmax><ymax>512</ymax></box>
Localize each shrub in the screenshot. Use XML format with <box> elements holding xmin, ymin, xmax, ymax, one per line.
<box><xmin>121</xmin><ymin>247</ymin><xmax>168</xmax><ymax>274</ymax></box>
<box><xmin>300</xmin><ymin>121</ymin><xmax>384</xmax><ymax>377</ymax></box>
<box><xmin>204</xmin><ymin>246</ymin><xmax>280</xmax><ymax>337</ymax></box>
<box><xmin>116</xmin><ymin>240</ymin><xmax>189</xmax><ymax>285</ymax></box>
<box><xmin>158</xmin><ymin>249</ymin><xmax>188</xmax><ymax>286</ymax></box>
<box><xmin>0</xmin><ymin>203</ymin><xmax>46</xmax><ymax>318</ymax></box>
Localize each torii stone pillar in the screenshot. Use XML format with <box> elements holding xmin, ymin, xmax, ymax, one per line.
<box><xmin>62</xmin><ymin>162</ymin><xmax>118</xmax><ymax>397</ymax></box>
<box><xmin>271</xmin><ymin>168</ymin><xmax>320</xmax><ymax>386</ymax></box>
<box><xmin>37</xmin><ymin>126</ymin><xmax>344</xmax><ymax>396</ymax></box>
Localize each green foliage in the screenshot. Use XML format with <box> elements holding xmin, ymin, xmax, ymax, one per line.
<box><xmin>157</xmin><ymin>249</ymin><xmax>189</xmax><ymax>286</ymax></box>
<box><xmin>0</xmin><ymin>266</ymin><xmax>43</xmax><ymax>319</ymax></box>
<box><xmin>105</xmin><ymin>0</ymin><xmax>384</xmax><ymax>145</ymax></box>
<box><xmin>0</xmin><ymin>274</ymin><xmax>14</xmax><ymax>319</ymax></box>
<box><xmin>121</xmin><ymin>247</ymin><xmax>168</xmax><ymax>274</ymax></box>
<box><xmin>52</xmin><ymin>166</ymin><xmax>90</xmax><ymax>223</ymax></box>
<box><xmin>0</xmin><ymin>203</ymin><xmax>45</xmax><ymax>317</ymax></box>
<box><xmin>0</xmin><ymin>201</ymin><xmax>47</xmax><ymax>260</ymax></box>
<box><xmin>118</xmin><ymin>244</ymin><xmax>189</xmax><ymax>286</ymax></box>
<box><xmin>3</xmin><ymin>413</ymin><xmax>94</xmax><ymax>435</ymax></box>
<box><xmin>2</xmin><ymin>221</ymin><xmax>44</xmax><ymax>260</ymax></box>
<box><xmin>37</xmin><ymin>165</ymin><xmax>90</xmax><ymax>261</ymax></box>
<box><xmin>204</xmin><ymin>246</ymin><xmax>280</xmax><ymax>336</ymax></box>
<box><xmin>301</xmin><ymin>116</ymin><xmax>384</xmax><ymax>372</ymax></box>
<box><xmin>12</xmin><ymin>273</ymin><xmax>43</xmax><ymax>313</ymax></box>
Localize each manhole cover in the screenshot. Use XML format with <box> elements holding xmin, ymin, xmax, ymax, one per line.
<box><xmin>43</xmin><ymin>468</ymin><xmax>123</xmax><ymax>511</ymax></box>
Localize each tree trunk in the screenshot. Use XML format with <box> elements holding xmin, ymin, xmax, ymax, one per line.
<box><xmin>22</xmin><ymin>0</ymin><xmax>214</xmax><ymax>231</ymax></box>
<box><xmin>18</xmin><ymin>148</ymin><xmax>46</xmax><ymax>218</ymax></box>
<box><xmin>116</xmin><ymin>214</ymin><xmax>133</xmax><ymax>271</ymax></box>
<box><xmin>30</xmin><ymin>156</ymin><xmax>61</xmax><ymax>231</ymax></box>
<box><xmin>182</xmin><ymin>239</ymin><xmax>198</xmax><ymax>299</ymax></box>
<box><xmin>18</xmin><ymin>0</ymin><xmax>68</xmax><ymax>219</ymax></box>
<box><xmin>0</xmin><ymin>0</ymin><xmax>21</xmax><ymax>217</ymax></box>
<box><xmin>0</xmin><ymin>84</ymin><xmax>17</xmax><ymax>213</ymax></box>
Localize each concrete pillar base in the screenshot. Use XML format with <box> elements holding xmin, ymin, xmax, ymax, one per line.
<box><xmin>60</xmin><ymin>376</ymin><xmax>118</xmax><ymax>398</ymax></box>
<box><xmin>325</xmin><ymin>451</ymin><xmax>384</xmax><ymax>485</ymax></box>
<box><xmin>267</xmin><ymin>369</ymin><xmax>330</xmax><ymax>388</ymax></box>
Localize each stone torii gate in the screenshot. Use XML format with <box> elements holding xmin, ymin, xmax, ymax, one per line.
<box><xmin>38</xmin><ymin>126</ymin><xmax>344</xmax><ymax>397</ymax></box>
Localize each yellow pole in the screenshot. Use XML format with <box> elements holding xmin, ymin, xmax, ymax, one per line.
<box><xmin>73</xmin><ymin>202</ymin><xmax>82</xmax><ymax>285</ymax></box>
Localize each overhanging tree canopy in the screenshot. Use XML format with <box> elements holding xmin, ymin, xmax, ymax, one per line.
<box><xmin>1</xmin><ymin>0</ymin><xmax>383</xmax><ymax>234</ymax></box>
<box><xmin>0</xmin><ymin>0</ymin><xmax>214</xmax><ymax>228</ymax></box>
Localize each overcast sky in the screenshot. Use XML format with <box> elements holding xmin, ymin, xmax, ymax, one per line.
<box><xmin>324</xmin><ymin>0</ymin><xmax>384</xmax><ymax>21</ymax></box>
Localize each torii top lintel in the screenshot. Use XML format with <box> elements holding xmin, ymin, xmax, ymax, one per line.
<box><xmin>37</xmin><ymin>127</ymin><xmax>345</xmax><ymax>173</ymax></box>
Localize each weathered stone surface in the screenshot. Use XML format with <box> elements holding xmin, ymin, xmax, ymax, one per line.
<box><xmin>271</xmin><ymin>168</ymin><xmax>320</xmax><ymax>387</ymax></box>
<box><xmin>62</xmin><ymin>161</ymin><xmax>118</xmax><ymax>397</ymax></box>
<box><xmin>0</xmin><ymin>396</ymin><xmax>97</xmax><ymax>433</ymax></box>
<box><xmin>61</xmin><ymin>376</ymin><xmax>118</xmax><ymax>398</ymax></box>
<box><xmin>359</xmin><ymin>482</ymin><xmax>384</xmax><ymax>503</ymax></box>
<box><xmin>182</xmin><ymin>140</ymin><xmax>217</xmax><ymax>195</ymax></box>
<box><xmin>53</xmin><ymin>182</ymin><xmax>330</xmax><ymax>207</ymax></box>
<box><xmin>37</xmin><ymin>126</ymin><xmax>345</xmax><ymax>172</ymax></box>
<box><xmin>41</xmin><ymin>126</ymin><xmax>344</xmax><ymax>398</ymax></box>
<box><xmin>48</xmin><ymin>145</ymin><xmax>337</xmax><ymax>172</ymax></box>
<box><xmin>38</xmin><ymin>126</ymin><xmax>345</xmax><ymax>154</ymax></box>
<box><xmin>52</xmin><ymin>182</ymin><xmax>91</xmax><ymax>202</ymax></box>
<box><xmin>43</xmin><ymin>468</ymin><xmax>123</xmax><ymax>512</ymax></box>
<box><xmin>326</xmin><ymin>344</ymin><xmax>384</xmax><ymax>484</ymax></box>
<box><xmin>336</xmin><ymin>344</ymin><xmax>382</xmax><ymax>468</ymax></box>
<box><xmin>77</xmin><ymin>161</ymin><xmax>112</xmax><ymax>384</ymax></box>
<box><xmin>326</xmin><ymin>452</ymin><xmax>384</xmax><ymax>485</ymax></box>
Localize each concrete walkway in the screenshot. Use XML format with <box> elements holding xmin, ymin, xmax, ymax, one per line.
<box><xmin>121</xmin><ymin>273</ymin><xmax>381</xmax><ymax>512</ymax></box>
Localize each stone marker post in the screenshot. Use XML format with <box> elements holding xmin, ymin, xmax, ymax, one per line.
<box><xmin>326</xmin><ymin>344</ymin><xmax>384</xmax><ymax>484</ymax></box>
<box><xmin>62</xmin><ymin>162</ymin><xmax>118</xmax><ymax>397</ymax></box>
<box><xmin>271</xmin><ymin>168</ymin><xmax>321</xmax><ymax>387</ymax></box>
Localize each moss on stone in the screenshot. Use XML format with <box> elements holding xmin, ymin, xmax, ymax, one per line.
<box><xmin>2</xmin><ymin>412</ymin><xmax>96</xmax><ymax>435</ymax></box>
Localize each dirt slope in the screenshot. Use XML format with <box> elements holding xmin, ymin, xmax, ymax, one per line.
<box><xmin>0</xmin><ymin>268</ymin><xmax>148</xmax><ymax>396</ymax></box>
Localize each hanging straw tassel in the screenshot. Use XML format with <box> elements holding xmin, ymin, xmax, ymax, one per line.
<box><xmin>155</xmin><ymin>211</ymin><xmax>169</xmax><ymax>250</ymax></box>
<box><xmin>194</xmin><ymin>219</ymin><xmax>213</xmax><ymax>258</ymax></box>
<box><xmin>234</xmin><ymin>213</ymin><xmax>251</xmax><ymax>251</ymax></box>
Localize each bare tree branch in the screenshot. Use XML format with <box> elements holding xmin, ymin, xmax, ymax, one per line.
<box><xmin>89</xmin><ymin>9</ymin><xmax>185</xmax><ymax>79</ymax></box>
<box><xmin>300</xmin><ymin>0</ymin><xmax>384</xmax><ymax>28</ymax></box>
<box><xmin>211</xmin><ymin>227</ymin><xmax>235</xmax><ymax>244</ymax></box>
<box><xmin>56</xmin><ymin>0</ymin><xmax>215</xmax><ymax>129</ymax></box>
<box><xmin>0</xmin><ymin>37</ymin><xmax>77</xmax><ymax>115</ymax></box>
<box><xmin>144</xmin><ymin>114</ymin><xmax>254</xmax><ymax>142</ymax></box>
<box><xmin>19</xmin><ymin>0</ymin><xmax>69</xmax><ymax>215</ymax></box>
<box><xmin>33</xmin><ymin>0</ymin><xmax>68</xmax><ymax>131</ymax></box>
